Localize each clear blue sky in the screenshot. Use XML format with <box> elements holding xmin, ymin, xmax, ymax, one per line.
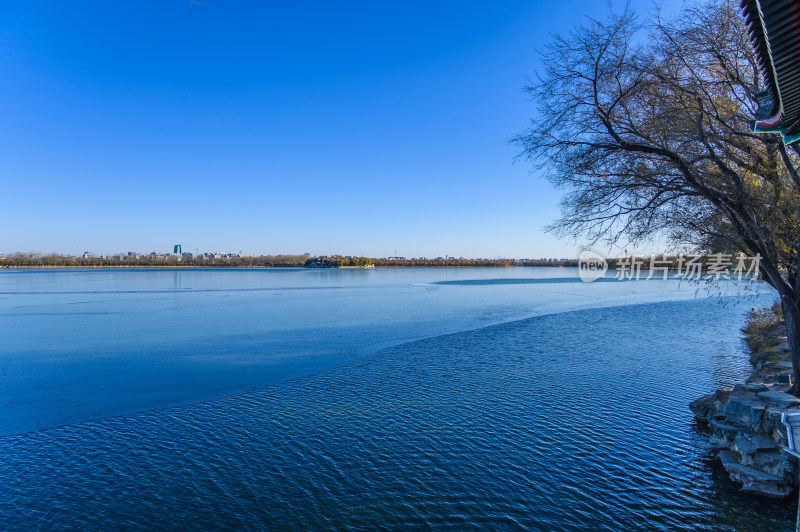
<box><xmin>0</xmin><ymin>0</ymin><xmax>662</xmax><ymax>258</ymax></box>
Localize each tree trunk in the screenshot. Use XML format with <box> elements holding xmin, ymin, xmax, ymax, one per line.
<box><xmin>782</xmin><ymin>296</ymin><xmax>800</xmax><ymax>396</ymax></box>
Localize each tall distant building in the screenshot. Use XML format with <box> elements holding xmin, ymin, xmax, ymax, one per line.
<box><xmin>174</xmin><ymin>244</ymin><xmax>181</xmax><ymax>255</ymax></box>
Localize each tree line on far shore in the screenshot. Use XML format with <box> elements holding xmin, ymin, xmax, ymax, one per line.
<box><xmin>2</xmin><ymin>253</ymin><xmax>580</xmax><ymax>268</ymax></box>
<box><xmin>1</xmin><ymin>253</ymin><xmax>312</xmax><ymax>268</ymax></box>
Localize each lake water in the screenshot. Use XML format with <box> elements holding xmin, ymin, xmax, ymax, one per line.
<box><xmin>0</xmin><ymin>267</ymin><xmax>794</xmax><ymax>530</ymax></box>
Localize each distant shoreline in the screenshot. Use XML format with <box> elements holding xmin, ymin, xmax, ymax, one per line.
<box><xmin>0</xmin><ymin>256</ymin><xmax>579</xmax><ymax>269</ymax></box>
<box><xmin>1</xmin><ymin>263</ymin><xmax>579</xmax><ymax>270</ymax></box>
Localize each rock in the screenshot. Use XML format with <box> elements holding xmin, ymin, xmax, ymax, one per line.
<box><xmin>715</xmin><ymin>387</ymin><xmax>733</xmax><ymax>404</ymax></box>
<box><xmin>724</xmin><ymin>393</ymin><xmax>767</xmax><ymax>425</ymax></box>
<box><xmin>709</xmin><ymin>435</ymin><xmax>730</xmax><ymax>449</ymax></box>
<box><xmin>719</xmin><ymin>451</ymin><xmax>792</xmax><ymax>498</ymax></box>
<box><xmin>719</xmin><ymin>449</ymin><xmax>736</xmax><ymax>468</ymax></box>
<box><xmin>710</xmin><ymin>418</ymin><xmax>743</xmax><ymax>440</ymax></box>
<box><xmin>690</xmin><ymin>394</ymin><xmax>716</xmax><ymax>422</ymax></box>
<box><xmin>690</xmin><ymin>315</ymin><xmax>798</xmax><ymax>499</ymax></box>
<box><xmin>740</xmin><ymin>481</ymin><xmax>793</xmax><ymax>498</ymax></box>
<box><xmin>761</xmin><ymin>408</ymin><xmax>789</xmax><ymax>441</ymax></box>
<box><xmin>757</xmin><ymin>392</ymin><xmax>800</xmax><ymax>410</ymax></box>
<box><xmin>731</xmin><ymin>384</ymin><xmax>750</xmax><ymax>395</ymax></box>
<box><xmin>748</xmin><ymin>452</ymin><xmax>795</xmax><ymax>479</ymax></box>
<box><xmin>734</xmin><ymin>433</ymin><xmax>778</xmax><ymax>454</ymax></box>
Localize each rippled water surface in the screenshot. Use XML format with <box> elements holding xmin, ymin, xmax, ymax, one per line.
<box><xmin>0</xmin><ymin>267</ymin><xmax>793</xmax><ymax>530</ymax></box>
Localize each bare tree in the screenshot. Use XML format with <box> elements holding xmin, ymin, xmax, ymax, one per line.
<box><xmin>514</xmin><ymin>0</ymin><xmax>800</xmax><ymax>391</ymax></box>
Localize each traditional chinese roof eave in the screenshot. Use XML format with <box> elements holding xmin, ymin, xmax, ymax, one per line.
<box><xmin>740</xmin><ymin>0</ymin><xmax>800</xmax><ymax>145</ymax></box>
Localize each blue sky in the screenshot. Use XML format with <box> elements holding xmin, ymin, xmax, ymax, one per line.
<box><xmin>1</xmin><ymin>1</ymin><xmax>662</xmax><ymax>258</ymax></box>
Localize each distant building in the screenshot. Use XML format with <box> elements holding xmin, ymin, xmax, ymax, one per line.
<box><xmin>174</xmin><ymin>244</ymin><xmax>182</xmax><ymax>255</ymax></box>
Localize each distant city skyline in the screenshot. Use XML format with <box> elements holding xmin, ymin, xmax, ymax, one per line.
<box><xmin>1</xmin><ymin>1</ymin><xmax>667</xmax><ymax>258</ymax></box>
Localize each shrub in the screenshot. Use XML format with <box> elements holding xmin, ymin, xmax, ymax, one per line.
<box><xmin>742</xmin><ymin>301</ymin><xmax>783</xmax><ymax>364</ymax></box>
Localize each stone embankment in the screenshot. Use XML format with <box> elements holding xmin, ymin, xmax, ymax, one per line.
<box><xmin>690</xmin><ymin>307</ymin><xmax>799</xmax><ymax>498</ymax></box>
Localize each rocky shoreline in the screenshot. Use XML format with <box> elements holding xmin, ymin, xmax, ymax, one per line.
<box><xmin>690</xmin><ymin>305</ymin><xmax>800</xmax><ymax>498</ymax></box>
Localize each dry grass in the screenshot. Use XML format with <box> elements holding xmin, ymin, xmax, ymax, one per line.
<box><xmin>742</xmin><ymin>301</ymin><xmax>784</xmax><ymax>365</ymax></box>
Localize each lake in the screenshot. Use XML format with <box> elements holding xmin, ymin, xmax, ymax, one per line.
<box><xmin>0</xmin><ymin>267</ymin><xmax>794</xmax><ymax>530</ymax></box>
